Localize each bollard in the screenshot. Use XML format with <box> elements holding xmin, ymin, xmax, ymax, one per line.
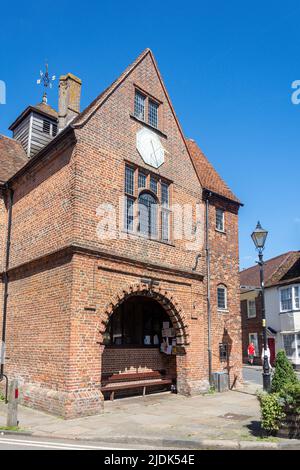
<box><xmin>6</xmin><ymin>379</ymin><xmax>19</xmax><ymax>428</ymax></box>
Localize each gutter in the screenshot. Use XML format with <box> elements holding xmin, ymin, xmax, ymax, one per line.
<box><xmin>204</xmin><ymin>192</ymin><xmax>212</xmax><ymax>385</ymax></box>
<box><xmin>203</xmin><ymin>188</ymin><xmax>244</xmax><ymax>207</ymax></box>
<box><xmin>0</xmin><ymin>185</ymin><xmax>13</xmax><ymax>400</ymax></box>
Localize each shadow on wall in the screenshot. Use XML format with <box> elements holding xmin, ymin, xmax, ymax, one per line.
<box><xmin>222</xmin><ymin>326</ymin><xmax>238</xmax><ymax>389</ymax></box>
<box><xmin>101</xmin><ymin>347</ymin><xmax>177</xmax><ymax>377</ymax></box>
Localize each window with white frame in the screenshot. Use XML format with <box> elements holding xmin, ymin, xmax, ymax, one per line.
<box><xmin>280</xmin><ymin>285</ymin><xmax>300</xmax><ymax>312</ymax></box>
<box><xmin>217</xmin><ymin>285</ymin><xmax>227</xmax><ymax>310</ymax></box>
<box><xmin>283</xmin><ymin>333</ymin><xmax>296</xmax><ymax>358</ymax></box>
<box><xmin>247</xmin><ymin>299</ymin><xmax>256</xmax><ymax>318</ymax></box>
<box><xmin>295</xmin><ymin>286</ymin><xmax>300</xmax><ymax>309</ymax></box>
<box><xmin>297</xmin><ymin>333</ymin><xmax>300</xmax><ymax>358</ymax></box>
<box><xmin>249</xmin><ymin>333</ymin><xmax>259</xmax><ymax>356</ymax></box>
<box><xmin>216</xmin><ymin>208</ymin><xmax>225</xmax><ymax>232</ymax></box>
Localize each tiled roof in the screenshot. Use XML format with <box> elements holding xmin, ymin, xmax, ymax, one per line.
<box><xmin>9</xmin><ymin>102</ymin><xmax>57</xmax><ymax>131</ymax></box>
<box><xmin>33</xmin><ymin>102</ymin><xmax>58</xmax><ymax>119</ymax></box>
<box><xmin>186</xmin><ymin>139</ymin><xmax>241</xmax><ymax>204</ymax></box>
<box><xmin>0</xmin><ymin>135</ymin><xmax>27</xmax><ymax>182</ymax></box>
<box><xmin>240</xmin><ymin>251</ymin><xmax>300</xmax><ymax>288</ymax></box>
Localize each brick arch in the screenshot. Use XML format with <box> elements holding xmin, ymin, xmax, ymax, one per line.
<box><xmin>97</xmin><ymin>282</ymin><xmax>189</xmax><ymax>349</ymax></box>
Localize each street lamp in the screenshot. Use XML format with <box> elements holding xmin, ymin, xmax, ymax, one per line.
<box><xmin>251</xmin><ymin>221</ymin><xmax>271</xmax><ymax>392</ymax></box>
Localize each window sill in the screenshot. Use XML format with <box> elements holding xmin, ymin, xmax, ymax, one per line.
<box><xmin>279</xmin><ymin>309</ymin><xmax>300</xmax><ymax>314</ymax></box>
<box><xmin>130</xmin><ymin>114</ymin><xmax>167</xmax><ymax>139</ymax></box>
<box><xmin>215</xmin><ymin>229</ymin><xmax>226</xmax><ymax>235</ymax></box>
<box><xmin>247</xmin><ymin>315</ymin><xmax>257</xmax><ymax>319</ymax></box>
<box><xmin>121</xmin><ymin>229</ymin><xmax>175</xmax><ymax>247</ymax></box>
<box><xmin>218</xmin><ymin>309</ymin><xmax>229</xmax><ymax>314</ymax></box>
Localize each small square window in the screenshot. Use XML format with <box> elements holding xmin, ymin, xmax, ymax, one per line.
<box><xmin>216</xmin><ymin>208</ymin><xmax>225</xmax><ymax>231</ymax></box>
<box><xmin>247</xmin><ymin>300</ymin><xmax>256</xmax><ymax>318</ymax></box>
<box><xmin>219</xmin><ymin>343</ymin><xmax>228</xmax><ymax>362</ymax></box>
<box><xmin>138</xmin><ymin>171</ymin><xmax>147</xmax><ymax>189</ymax></box>
<box><xmin>148</xmin><ymin>100</ymin><xmax>159</xmax><ymax>128</ymax></box>
<box><xmin>134</xmin><ymin>91</ymin><xmax>145</xmax><ymax>121</ymax></box>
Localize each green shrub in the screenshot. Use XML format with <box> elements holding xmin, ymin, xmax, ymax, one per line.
<box><xmin>258</xmin><ymin>392</ymin><xmax>286</xmax><ymax>432</ymax></box>
<box><xmin>278</xmin><ymin>382</ymin><xmax>300</xmax><ymax>415</ymax></box>
<box><xmin>271</xmin><ymin>350</ymin><xmax>298</xmax><ymax>393</ymax></box>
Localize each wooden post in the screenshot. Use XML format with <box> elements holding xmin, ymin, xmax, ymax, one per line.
<box><xmin>6</xmin><ymin>379</ymin><xmax>19</xmax><ymax>428</ymax></box>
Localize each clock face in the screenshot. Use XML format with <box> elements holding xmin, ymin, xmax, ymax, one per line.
<box><xmin>136</xmin><ymin>128</ymin><xmax>165</xmax><ymax>168</ymax></box>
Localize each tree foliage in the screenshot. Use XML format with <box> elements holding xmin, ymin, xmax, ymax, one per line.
<box><xmin>271</xmin><ymin>350</ymin><xmax>298</xmax><ymax>393</ymax></box>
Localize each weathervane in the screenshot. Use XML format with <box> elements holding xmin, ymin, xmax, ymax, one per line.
<box><xmin>37</xmin><ymin>62</ymin><xmax>56</xmax><ymax>104</ymax></box>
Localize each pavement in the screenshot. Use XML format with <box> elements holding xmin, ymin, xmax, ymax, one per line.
<box><xmin>0</xmin><ymin>368</ymin><xmax>299</xmax><ymax>450</ymax></box>
<box><xmin>0</xmin><ymin>434</ymin><xmax>171</xmax><ymax>450</ymax></box>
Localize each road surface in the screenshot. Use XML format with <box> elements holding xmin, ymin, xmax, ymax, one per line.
<box><xmin>242</xmin><ymin>365</ymin><xmax>263</xmax><ymax>385</ymax></box>
<box><xmin>0</xmin><ymin>434</ymin><xmax>171</xmax><ymax>450</ymax></box>
<box><xmin>243</xmin><ymin>365</ymin><xmax>300</xmax><ymax>385</ymax></box>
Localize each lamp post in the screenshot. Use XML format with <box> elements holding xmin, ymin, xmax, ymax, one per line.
<box><xmin>251</xmin><ymin>221</ymin><xmax>271</xmax><ymax>392</ymax></box>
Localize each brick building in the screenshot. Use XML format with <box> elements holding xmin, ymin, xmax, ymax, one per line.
<box><xmin>241</xmin><ymin>251</ymin><xmax>300</xmax><ymax>368</ymax></box>
<box><xmin>0</xmin><ymin>49</ymin><xmax>242</xmax><ymax>417</ymax></box>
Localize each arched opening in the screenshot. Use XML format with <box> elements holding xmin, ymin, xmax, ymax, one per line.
<box><xmin>101</xmin><ymin>294</ymin><xmax>178</xmax><ymax>400</ymax></box>
<box><xmin>138</xmin><ymin>191</ymin><xmax>157</xmax><ymax>238</ymax></box>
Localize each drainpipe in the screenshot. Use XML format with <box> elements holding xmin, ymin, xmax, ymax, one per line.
<box><xmin>0</xmin><ymin>185</ymin><xmax>13</xmax><ymax>400</ymax></box>
<box><xmin>205</xmin><ymin>192</ymin><xmax>212</xmax><ymax>385</ymax></box>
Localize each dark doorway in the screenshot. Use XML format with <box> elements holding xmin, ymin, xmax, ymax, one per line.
<box><xmin>268</xmin><ymin>338</ymin><xmax>276</xmax><ymax>366</ymax></box>
<box><xmin>103</xmin><ymin>295</ymin><xmax>170</xmax><ymax>347</ymax></box>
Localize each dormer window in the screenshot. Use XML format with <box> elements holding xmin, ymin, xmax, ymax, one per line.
<box><xmin>134</xmin><ymin>91</ymin><xmax>145</xmax><ymax>121</ymax></box>
<box><xmin>52</xmin><ymin>123</ymin><xmax>58</xmax><ymax>137</ymax></box>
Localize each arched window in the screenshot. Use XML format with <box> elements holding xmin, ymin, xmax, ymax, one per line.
<box><xmin>138</xmin><ymin>192</ymin><xmax>157</xmax><ymax>238</ymax></box>
<box><xmin>217</xmin><ymin>285</ymin><xmax>227</xmax><ymax>310</ymax></box>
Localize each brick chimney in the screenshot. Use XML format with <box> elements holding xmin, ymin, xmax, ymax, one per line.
<box><xmin>58</xmin><ymin>73</ymin><xmax>81</xmax><ymax>130</ymax></box>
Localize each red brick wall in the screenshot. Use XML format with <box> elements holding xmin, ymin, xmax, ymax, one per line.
<box><xmin>72</xmin><ymin>52</ymin><xmax>204</xmax><ymax>273</ymax></box>
<box><xmin>205</xmin><ymin>196</ymin><xmax>243</xmax><ymax>387</ymax></box>
<box><xmin>8</xmin><ymin>138</ymin><xmax>75</xmax><ymax>269</ymax></box>
<box><xmin>0</xmin><ymin>51</ymin><xmax>242</xmax><ymax>417</ymax></box>
<box><xmin>0</xmin><ymin>190</ymin><xmax>7</xmax><ymax>273</ymax></box>
<box><xmin>102</xmin><ymin>348</ymin><xmax>176</xmax><ymax>377</ymax></box>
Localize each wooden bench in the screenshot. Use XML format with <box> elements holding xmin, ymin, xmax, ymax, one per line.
<box><xmin>101</xmin><ymin>370</ymin><xmax>173</xmax><ymax>401</ymax></box>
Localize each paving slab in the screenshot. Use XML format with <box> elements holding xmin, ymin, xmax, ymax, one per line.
<box><xmin>0</xmin><ymin>383</ymin><xmax>299</xmax><ymax>449</ymax></box>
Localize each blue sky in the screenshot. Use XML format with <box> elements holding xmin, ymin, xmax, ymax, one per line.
<box><xmin>0</xmin><ymin>0</ymin><xmax>299</xmax><ymax>268</ymax></box>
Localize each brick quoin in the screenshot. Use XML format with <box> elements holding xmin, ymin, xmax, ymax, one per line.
<box><xmin>0</xmin><ymin>49</ymin><xmax>243</xmax><ymax>418</ymax></box>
